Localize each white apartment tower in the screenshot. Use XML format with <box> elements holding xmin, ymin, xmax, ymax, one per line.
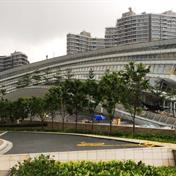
<box><xmin>105</xmin><ymin>8</ymin><xmax>176</xmax><ymax>47</ymax></box>
<box><xmin>0</xmin><ymin>51</ymin><xmax>29</xmax><ymax>72</ymax></box>
<box><xmin>67</xmin><ymin>31</ymin><xmax>105</xmax><ymax>55</ymax></box>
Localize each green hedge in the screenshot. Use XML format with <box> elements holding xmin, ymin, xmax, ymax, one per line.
<box><xmin>10</xmin><ymin>155</ymin><xmax>176</xmax><ymax>176</ymax></box>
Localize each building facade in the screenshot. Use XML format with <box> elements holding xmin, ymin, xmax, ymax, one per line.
<box><xmin>105</xmin><ymin>8</ymin><xmax>176</xmax><ymax>47</ymax></box>
<box><xmin>105</xmin><ymin>27</ymin><xmax>118</xmax><ymax>48</ymax></box>
<box><xmin>0</xmin><ymin>51</ymin><xmax>29</xmax><ymax>72</ymax></box>
<box><xmin>67</xmin><ymin>31</ymin><xmax>105</xmax><ymax>55</ymax></box>
<box><xmin>1</xmin><ymin>39</ymin><xmax>176</xmax><ymax>127</ymax></box>
<box><xmin>1</xmin><ymin>39</ymin><xmax>176</xmax><ymax>94</ymax></box>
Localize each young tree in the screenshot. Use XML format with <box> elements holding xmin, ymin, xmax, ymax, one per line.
<box><xmin>16</xmin><ymin>74</ymin><xmax>31</xmax><ymax>88</ymax></box>
<box><xmin>0</xmin><ymin>99</ymin><xmax>9</xmax><ymax>123</ymax></box>
<box><xmin>98</xmin><ymin>71</ymin><xmax>122</xmax><ymax>134</ymax></box>
<box><xmin>120</xmin><ymin>62</ymin><xmax>150</xmax><ymax>136</ymax></box>
<box><xmin>65</xmin><ymin>68</ymin><xmax>73</xmax><ymax>80</ymax></box>
<box><xmin>64</xmin><ymin>79</ymin><xmax>87</xmax><ymax>131</ymax></box>
<box><xmin>0</xmin><ymin>85</ymin><xmax>6</xmax><ymax>100</ymax></box>
<box><xmin>88</xmin><ymin>68</ymin><xmax>95</xmax><ymax>80</ymax></box>
<box><xmin>85</xmin><ymin>78</ymin><xmax>100</xmax><ymax>131</ymax></box>
<box><xmin>32</xmin><ymin>70</ymin><xmax>42</xmax><ymax>86</ymax></box>
<box><xmin>6</xmin><ymin>100</ymin><xmax>18</xmax><ymax>123</ymax></box>
<box><xmin>54</xmin><ymin>68</ymin><xmax>62</xmax><ymax>85</ymax></box>
<box><xmin>44</xmin><ymin>87</ymin><xmax>61</xmax><ymax>129</ymax></box>
<box><xmin>29</xmin><ymin>97</ymin><xmax>47</xmax><ymax>129</ymax></box>
<box><xmin>43</xmin><ymin>67</ymin><xmax>52</xmax><ymax>85</ymax></box>
<box><xmin>14</xmin><ymin>98</ymin><xmax>30</xmax><ymax>122</ymax></box>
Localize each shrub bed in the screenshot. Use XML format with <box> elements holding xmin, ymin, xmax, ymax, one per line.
<box><xmin>10</xmin><ymin>155</ymin><xmax>176</xmax><ymax>176</ymax></box>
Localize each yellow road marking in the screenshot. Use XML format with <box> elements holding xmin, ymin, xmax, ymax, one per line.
<box><xmin>77</xmin><ymin>141</ymin><xmax>158</xmax><ymax>147</ymax></box>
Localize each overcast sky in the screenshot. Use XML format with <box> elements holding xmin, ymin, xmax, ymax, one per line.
<box><xmin>0</xmin><ymin>0</ymin><xmax>176</xmax><ymax>63</ymax></box>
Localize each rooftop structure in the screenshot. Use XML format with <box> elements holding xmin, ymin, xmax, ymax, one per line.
<box><xmin>0</xmin><ymin>51</ymin><xmax>29</xmax><ymax>72</ymax></box>
<box><xmin>67</xmin><ymin>31</ymin><xmax>105</xmax><ymax>55</ymax></box>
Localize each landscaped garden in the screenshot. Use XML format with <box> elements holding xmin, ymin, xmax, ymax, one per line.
<box><xmin>1</xmin><ymin>62</ymin><xmax>176</xmax><ymax>175</ymax></box>
<box><xmin>10</xmin><ymin>155</ymin><xmax>176</xmax><ymax>176</ymax></box>
<box><xmin>1</xmin><ymin>62</ymin><xmax>174</xmax><ymax>136</ymax></box>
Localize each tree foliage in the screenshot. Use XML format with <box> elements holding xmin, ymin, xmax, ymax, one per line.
<box><xmin>85</xmin><ymin>78</ymin><xmax>100</xmax><ymax>130</ymax></box>
<box><xmin>16</xmin><ymin>74</ymin><xmax>31</xmax><ymax>88</ymax></box>
<box><xmin>120</xmin><ymin>62</ymin><xmax>150</xmax><ymax>135</ymax></box>
<box><xmin>10</xmin><ymin>154</ymin><xmax>176</xmax><ymax>176</ymax></box>
<box><xmin>0</xmin><ymin>62</ymin><xmax>156</xmax><ymax>136</ymax></box>
<box><xmin>64</xmin><ymin>79</ymin><xmax>87</xmax><ymax>130</ymax></box>
<box><xmin>99</xmin><ymin>71</ymin><xmax>122</xmax><ymax>133</ymax></box>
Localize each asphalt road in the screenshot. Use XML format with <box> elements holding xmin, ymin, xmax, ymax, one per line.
<box><xmin>1</xmin><ymin>132</ymin><xmax>141</xmax><ymax>154</ymax></box>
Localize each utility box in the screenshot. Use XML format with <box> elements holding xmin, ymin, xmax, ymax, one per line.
<box><xmin>112</xmin><ymin>118</ymin><xmax>121</xmax><ymax>125</ymax></box>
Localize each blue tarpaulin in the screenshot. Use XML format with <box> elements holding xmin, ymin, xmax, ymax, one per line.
<box><xmin>95</xmin><ymin>114</ymin><xmax>106</xmax><ymax>121</ymax></box>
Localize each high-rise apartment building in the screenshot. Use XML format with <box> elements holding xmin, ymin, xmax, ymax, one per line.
<box><xmin>0</xmin><ymin>51</ymin><xmax>29</xmax><ymax>72</ymax></box>
<box><xmin>105</xmin><ymin>27</ymin><xmax>118</xmax><ymax>48</ymax></box>
<box><xmin>105</xmin><ymin>8</ymin><xmax>176</xmax><ymax>47</ymax></box>
<box><xmin>67</xmin><ymin>31</ymin><xmax>105</xmax><ymax>55</ymax></box>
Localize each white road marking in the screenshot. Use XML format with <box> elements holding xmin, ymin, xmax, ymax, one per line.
<box><xmin>0</xmin><ymin>131</ymin><xmax>8</xmax><ymax>136</ymax></box>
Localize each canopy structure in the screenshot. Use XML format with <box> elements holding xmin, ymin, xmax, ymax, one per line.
<box><xmin>95</xmin><ymin>114</ymin><xmax>106</xmax><ymax>121</ymax></box>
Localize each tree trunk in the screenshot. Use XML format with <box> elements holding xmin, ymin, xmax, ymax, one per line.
<box><xmin>91</xmin><ymin>112</ymin><xmax>94</xmax><ymax>132</ymax></box>
<box><xmin>41</xmin><ymin>116</ymin><xmax>44</xmax><ymax>130</ymax></box>
<box><xmin>62</xmin><ymin>102</ymin><xmax>65</xmax><ymax>131</ymax></box>
<box><xmin>172</xmin><ymin>102</ymin><xmax>175</xmax><ymax>118</ymax></box>
<box><xmin>173</xmin><ymin>108</ymin><xmax>175</xmax><ymax>118</ymax></box>
<box><xmin>30</xmin><ymin>115</ymin><xmax>33</xmax><ymax>123</ymax></box>
<box><xmin>132</xmin><ymin>115</ymin><xmax>135</xmax><ymax>137</ymax></box>
<box><xmin>132</xmin><ymin>111</ymin><xmax>136</xmax><ymax>137</ymax></box>
<box><xmin>62</xmin><ymin>115</ymin><xmax>65</xmax><ymax>131</ymax></box>
<box><xmin>75</xmin><ymin>110</ymin><xmax>78</xmax><ymax>132</ymax></box>
<box><xmin>109</xmin><ymin>119</ymin><xmax>112</xmax><ymax>135</ymax></box>
<box><xmin>131</xmin><ymin>104</ymin><xmax>137</xmax><ymax>137</ymax></box>
<box><xmin>41</xmin><ymin>120</ymin><xmax>44</xmax><ymax>129</ymax></box>
<box><xmin>51</xmin><ymin>114</ymin><xmax>54</xmax><ymax>130</ymax></box>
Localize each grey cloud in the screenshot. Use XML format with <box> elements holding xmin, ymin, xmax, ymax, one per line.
<box><xmin>0</xmin><ymin>0</ymin><xmax>116</xmax><ymax>45</ymax></box>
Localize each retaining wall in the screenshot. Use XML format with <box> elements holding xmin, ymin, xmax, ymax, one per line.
<box><xmin>0</xmin><ymin>147</ymin><xmax>175</xmax><ymax>176</ymax></box>
<box><xmin>46</xmin><ymin>122</ymin><xmax>176</xmax><ymax>136</ymax></box>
